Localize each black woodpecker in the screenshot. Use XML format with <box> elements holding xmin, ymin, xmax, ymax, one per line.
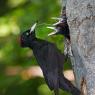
<box><xmin>20</xmin><ymin>23</ymin><xmax>80</xmax><ymax>95</ymax></box>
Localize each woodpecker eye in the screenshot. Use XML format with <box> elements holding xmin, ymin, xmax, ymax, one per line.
<box><xmin>26</xmin><ymin>32</ymin><xmax>29</xmax><ymax>36</ymax></box>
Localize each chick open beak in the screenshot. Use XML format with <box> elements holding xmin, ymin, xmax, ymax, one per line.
<box><xmin>47</xmin><ymin>26</ymin><xmax>58</xmax><ymax>36</ymax></box>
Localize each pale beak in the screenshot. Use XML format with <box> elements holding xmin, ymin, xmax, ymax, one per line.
<box><xmin>53</xmin><ymin>21</ymin><xmax>61</xmax><ymax>26</ymax></box>
<box><xmin>47</xmin><ymin>26</ymin><xmax>56</xmax><ymax>30</ymax></box>
<box><xmin>47</xmin><ymin>26</ymin><xmax>58</xmax><ymax>36</ymax></box>
<box><xmin>48</xmin><ymin>31</ymin><xmax>58</xmax><ymax>36</ymax></box>
<box><xmin>30</xmin><ymin>23</ymin><xmax>37</xmax><ymax>33</ymax></box>
<box><xmin>51</xmin><ymin>17</ymin><xmax>63</xmax><ymax>21</ymax></box>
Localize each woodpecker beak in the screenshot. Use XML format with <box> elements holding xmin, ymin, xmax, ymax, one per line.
<box><xmin>53</xmin><ymin>21</ymin><xmax>62</xmax><ymax>26</ymax></box>
<box><xmin>47</xmin><ymin>26</ymin><xmax>56</xmax><ymax>30</ymax></box>
<box><xmin>47</xmin><ymin>26</ymin><xmax>58</xmax><ymax>36</ymax></box>
<box><xmin>48</xmin><ymin>31</ymin><xmax>58</xmax><ymax>36</ymax></box>
<box><xmin>30</xmin><ymin>22</ymin><xmax>37</xmax><ymax>33</ymax></box>
<box><xmin>51</xmin><ymin>17</ymin><xmax>62</xmax><ymax>21</ymax></box>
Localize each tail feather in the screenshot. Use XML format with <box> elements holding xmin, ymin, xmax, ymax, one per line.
<box><xmin>59</xmin><ymin>75</ymin><xmax>81</xmax><ymax>95</ymax></box>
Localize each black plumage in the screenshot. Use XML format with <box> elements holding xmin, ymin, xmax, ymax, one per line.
<box><xmin>20</xmin><ymin>23</ymin><xmax>80</xmax><ymax>95</ymax></box>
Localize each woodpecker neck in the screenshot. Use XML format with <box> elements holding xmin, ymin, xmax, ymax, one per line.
<box><xmin>29</xmin><ymin>38</ymin><xmax>47</xmax><ymax>49</ymax></box>
<box><xmin>29</xmin><ymin>38</ymin><xmax>37</xmax><ymax>49</ymax></box>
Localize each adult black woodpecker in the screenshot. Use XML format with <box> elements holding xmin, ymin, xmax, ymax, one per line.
<box><xmin>20</xmin><ymin>23</ymin><xmax>80</xmax><ymax>95</ymax></box>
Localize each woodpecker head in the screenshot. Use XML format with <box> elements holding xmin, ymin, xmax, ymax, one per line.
<box><xmin>20</xmin><ymin>23</ymin><xmax>37</xmax><ymax>47</ymax></box>
<box><xmin>47</xmin><ymin>16</ymin><xmax>70</xmax><ymax>40</ymax></box>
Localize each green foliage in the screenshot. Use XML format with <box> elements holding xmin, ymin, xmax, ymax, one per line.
<box><xmin>0</xmin><ymin>0</ymin><xmax>72</xmax><ymax>95</ymax></box>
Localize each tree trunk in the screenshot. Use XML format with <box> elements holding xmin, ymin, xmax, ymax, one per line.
<box><xmin>62</xmin><ymin>0</ymin><xmax>95</xmax><ymax>95</ymax></box>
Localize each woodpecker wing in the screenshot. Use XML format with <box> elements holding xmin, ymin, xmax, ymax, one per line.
<box><xmin>32</xmin><ymin>41</ymin><xmax>64</xmax><ymax>91</ymax></box>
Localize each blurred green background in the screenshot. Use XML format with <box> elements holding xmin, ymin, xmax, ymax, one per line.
<box><xmin>0</xmin><ymin>0</ymin><xmax>72</xmax><ymax>95</ymax></box>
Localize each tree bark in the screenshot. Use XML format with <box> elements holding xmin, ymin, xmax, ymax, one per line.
<box><xmin>62</xmin><ymin>0</ymin><xmax>95</xmax><ymax>95</ymax></box>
